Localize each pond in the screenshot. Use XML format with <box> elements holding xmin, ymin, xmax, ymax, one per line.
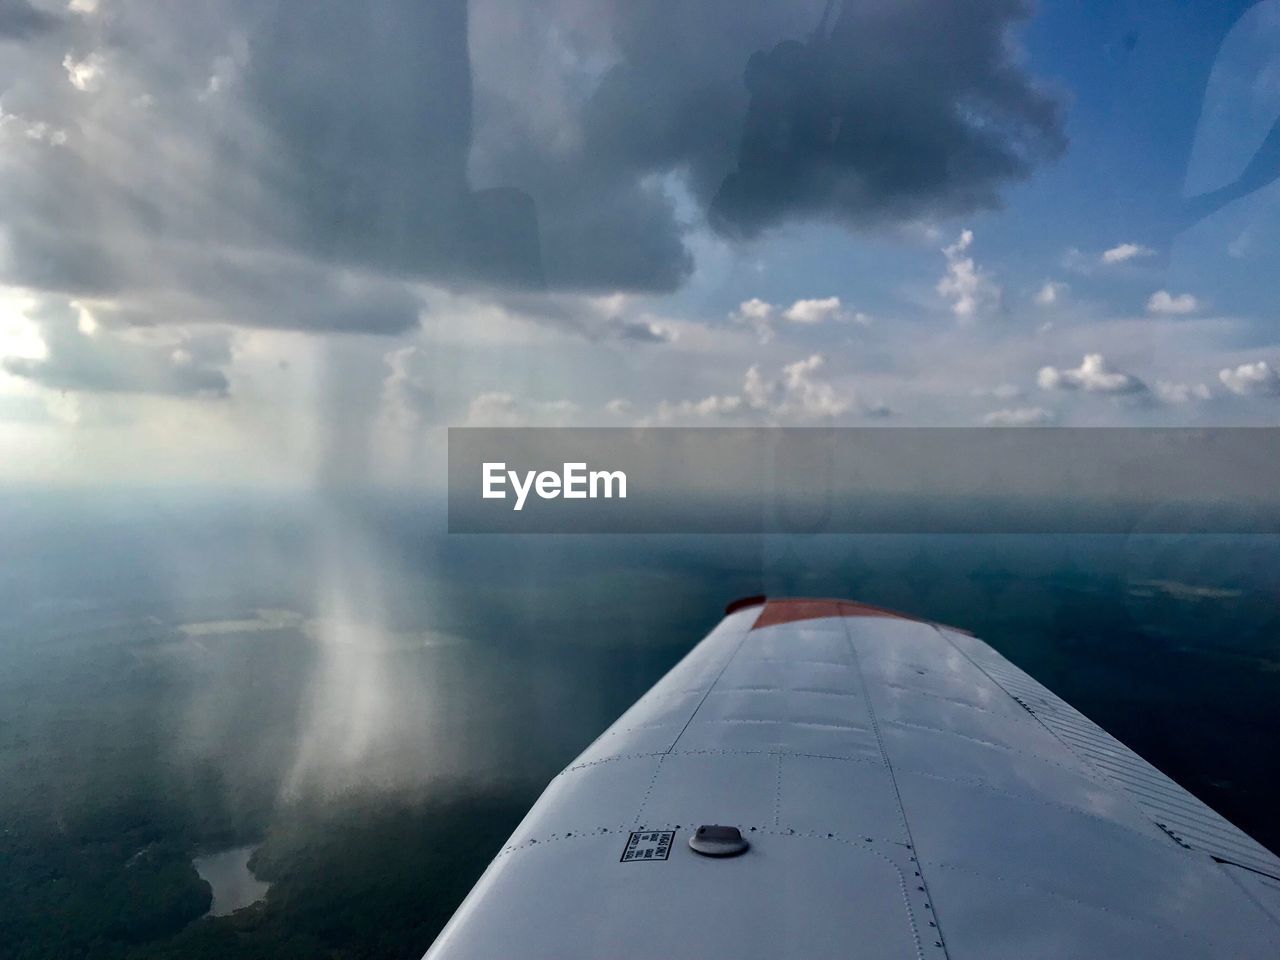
<box><xmin>193</xmin><ymin>846</ymin><xmax>270</xmax><ymax>917</ymax></box>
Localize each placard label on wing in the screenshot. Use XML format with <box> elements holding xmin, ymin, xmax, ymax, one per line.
<box><xmin>620</xmin><ymin>830</ymin><xmax>674</xmax><ymax>863</ymax></box>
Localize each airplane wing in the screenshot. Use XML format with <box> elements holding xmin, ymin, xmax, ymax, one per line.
<box><xmin>423</xmin><ymin>597</ymin><xmax>1280</xmax><ymax>959</ymax></box>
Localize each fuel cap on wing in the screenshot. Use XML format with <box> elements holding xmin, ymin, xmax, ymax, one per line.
<box><xmin>688</xmin><ymin>824</ymin><xmax>750</xmax><ymax>857</ymax></box>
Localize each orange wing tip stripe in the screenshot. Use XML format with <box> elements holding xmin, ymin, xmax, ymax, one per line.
<box><xmin>724</xmin><ymin>594</ymin><xmax>768</xmax><ymax>616</ymax></box>
<box><xmin>747</xmin><ymin>597</ymin><xmax>973</xmax><ymax>635</ymax></box>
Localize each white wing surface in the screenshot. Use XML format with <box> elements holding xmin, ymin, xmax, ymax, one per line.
<box><xmin>424</xmin><ymin>597</ymin><xmax>1280</xmax><ymax>958</ymax></box>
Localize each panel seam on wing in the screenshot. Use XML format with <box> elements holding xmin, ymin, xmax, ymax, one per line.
<box><xmin>934</xmin><ymin>626</ymin><xmax>1280</xmax><ymax>873</ymax></box>
<box><xmin>495</xmin><ymin>820</ymin><xmax>929</xmax><ymax>955</ymax></box>
<box><xmin>894</xmin><ymin>767</ymin><xmax>1195</xmax><ymax>854</ymax></box>
<box><xmin>842</xmin><ymin>616</ymin><xmax>942</xmax><ymax>959</ymax></box>
<box><xmin>631</xmin><ymin>754</ymin><xmax>665</xmax><ymax>827</ymax></box>
<box><xmin>773</xmin><ymin>752</ymin><xmax>783</xmax><ymax>828</ymax></box>
<box><xmin>1218</xmin><ymin>862</ymin><xmax>1280</xmax><ymax>927</ymax></box>
<box><xmin>560</xmin><ymin>748</ymin><xmax>887</xmax><ymax>775</ymax></box>
<box><xmin>877</xmin><ymin>682</ymin><xmax>999</xmax><ymax>713</ymax></box>
<box><xmin>928</xmin><ymin>628</ymin><xmax>1180</xmax><ymax>827</ymax></box>
<box><xmin>920</xmin><ymin>860</ymin><xmax>1279</xmax><ymax>949</ymax></box>
<box><xmin>661</xmin><ymin>619</ymin><xmax>758</xmax><ymax>755</ymax></box>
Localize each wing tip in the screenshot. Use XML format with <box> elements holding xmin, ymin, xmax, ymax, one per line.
<box><xmin>724</xmin><ymin>594</ymin><xmax>768</xmax><ymax>616</ymax></box>
<box><xmin>740</xmin><ymin>596</ymin><xmax>974</xmax><ymax>635</ymax></box>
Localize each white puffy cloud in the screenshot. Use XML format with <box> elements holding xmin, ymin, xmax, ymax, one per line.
<box><xmin>937</xmin><ymin>230</ymin><xmax>1000</xmax><ymax>322</ymax></box>
<box><xmin>778</xmin><ymin>354</ymin><xmax>854</xmax><ymax>419</ymax></box>
<box><xmin>1034</xmin><ymin>281</ymin><xmax>1067</xmax><ymax>306</ymax></box>
<box><xmin>1101</xmin><ymin>243</ymin><xmax>1155</xmax><ymax>265</ymax></box>
<box><xmin>62</xmin><ymin>52</ymin><xmax>105</xmax><ymax>93</ymax></box>
<box><xmin>1146</xmin><ymin>290</ymin><xmax>1200</xmax><ymax>315</ymax></box>
<box><xmin>736</xmin><ymin>298</ymin><xmax>773</xmax><ymax>322</ymax></box>
<box><xmin>982</xmin><ymin>406</ymin><xmax>1054</xmax><ymax>426</ymax></box>
<box><xmin>1219</xmin><ymin>361</ymin><xmax>1280</xmax><ymax>397</ymax></box>
<box><xmin>731</xmin><ymin>295</ymin><xmax>866</xmax><ymax>341</ymax></box>
<box><xmin>652</xmin><ymin>393</ymin><xmax>741</xmax><ymax>423</ymax></box>
<box><xmin>1037</xmin><ymin>353</ymin><xmax>1148</xmax><ymax>395</ymax></box>
<box><xmin>653</xmin><ymin>354</ymin><xmax>888</xmax><ymax>424</ymax></box>
<box><xmin>731</xmin><ymin>298</ymin><xmax>777</xmax><ymax>342</ymax></box>
<box><xmin>741</xmin><ymin>363</ymin><xmax>772</xmax><ymax>410</ymax></box>
<box><xmin>783</xmin><ymin>297</ymin><xmax>843</xmax><ymax>324</ymax></box>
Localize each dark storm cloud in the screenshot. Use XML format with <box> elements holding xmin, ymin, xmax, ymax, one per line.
<box><xmin>239</xmin><ymin>2</ymin><xmax>537</xmax><ymax>289</ymax></box>
<box><xmin>572</xmin><ymin>0</ymin><xmax>1066</xmax><ymax>237</ymax></box>
<box><xmin>0</xmin><ymin>0</ymin><xmax>1064</xmax><ymax>335</ymax></box>
<box><xmin>240</xmin><ymin>1</ymin><xmax>693</xmax><ymax>293</ymax></box>
<box><xmin>0</xmin><ymin>0</ymin><xmax>59</xmax><ymax>39</ymax></box>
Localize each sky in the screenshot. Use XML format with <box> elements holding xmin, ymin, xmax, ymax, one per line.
<box><xmin>2</xmin><ymin>0</ymin><xmax>1280</xmax><ymax>489</ymax></box>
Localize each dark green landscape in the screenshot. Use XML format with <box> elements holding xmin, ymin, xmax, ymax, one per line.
<box><xmin>2</xmin><ymin>493</ymin><xmax>1278</xmax><ymax>958</ymax></box>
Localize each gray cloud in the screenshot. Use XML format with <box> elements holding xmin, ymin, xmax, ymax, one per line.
<box><xmin>2</xmin><ymin>299</ymin><xmax>231</xmax><ymax>396</ymax></box>
<box><xmin>1037</xmin><ymin>353</ymin><xmax>1149</xmax><ymax>397</ymax></box>
<box><xmin>567</xmin><ymin>0</ymin><xmax>1065</xmax><ymax>238</ymax></box>
<box><xmin>241</xmin><ymin>3</ymin><xmax>540</xmax><ymax>290</ymax></box>
<box><xmin>0</xmin><ymin>0</ymin><xmax>59</xmax><ymax>39</ymax></box>
<box><xmin>710</xmin><ymin>0</ymin><xmax>1066</xmax><ymax>234</ymax></box>
<box><xmin>614</xmin><ymin>320</ymin><xmax>672</xmax><ymax>343</ymax></box>
<box><xmin>0</xmin><ymin>0</ymin><xmax>1064</xmax><ymax>340</ymax></box>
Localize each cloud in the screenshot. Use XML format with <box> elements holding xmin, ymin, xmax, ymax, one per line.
<box><xmin>706</xmin><ymin>0</ymin><xmax>1065</xmax><ymax>235</ymax></box>
<box><xmin>477</xmin><ymin>0</ymin><xmax>1064</xmax><ymax>281</ymax></box>
<box><xmin>654</xmin><ymin>393</ymin><xmax>745</xmax><ymax>422</ymax></box>
<box><xmin>615</xmin><ymin>319</ymin><xmax>674</xmax><ymax>343</ymax></box>
<box><xmin>737</xmin><ymin>298</ymin><xmax>774</xmax><ymax>322</ymax></box>
<box><xmin>1146</xmin><ymin>290</ymin><xmax>1200</xmax><ymax>315</ymax></box>
<box><xmin>0</xmin><ymin>0</ymin><xmax>693</xmax><ymax>329</ymax></box>
<box><xmin>1101</xmin><ymin>243</ymin><xmax>1155</xmax><ymax>265</ymax></box>
<box><xmin>0</xmin><ymin>103</ymin><xmax>68</xmax><ymax>145</ymax></box>
<box><xmin>1219</xmin><ymin>361</ymin><xmax>1280</xmax><ymax>397</ymax></box>
<box><xmin>654</xmin><ymin>353</ymin><xmax>888</xmax><ymax>424</ymax></box>
<box><xmin>1034</xmin><ymin>281</ymin><xmax>1067</xmax><ymax>306</ymax></box>
<box><xmin>0</xmin><ymin>0</ymin><xmax>60</xmax><ymax>38</ymax></box>
<box><xmin>783</xmin><ymin>297</ymin><xmax>844</xmax><ymax>324</ymax></box>
<box><xmin>973</xmin><ymin>383</ymin><xmax>1024</xmax><ymax>400</ymax></box>
<box><xmin>937</xmin><ymin>230</ymin><xmax>1001</xmax><ymax>322</ymax></box>
<box><xmin>1154</xmin><ymin>381</ymin><xmax>1211</xmax><ymax>404</ymax></box>
<box><xmin>0</xmin><ymin>0</ymin><xmax>1067</xmax><ymax>347</ymax></box>
<box><xmin>731</xmin><ymin>297</ymin><xmax>777</xmax><ymax>341</ymax></box>
<box><xmin>62</xmin><ymin>52</ymin><xmax>104</xmax><ymax>92</ymax></box>
<box><xmin>1</xmin><ymin>298</ymin><xmax>230</xmax><ymax>397</ymax></box>
<box><xmin>1033</xmin><ymin>358</ymin><xmax>1209</xmax><ymax>408</ymax></box>
<box><xmin>982</xmin><ymin>406</ymin><xmax>1054</xmax><ymax>426</ymax></box>
<box><xmin>466</xmin><ymin>391</ymin><xmax>580</xmax><ymax>427</ymax></box>
<box><xmin>1037</xmin><ymin>353</ymin><xmax>1148</xmax><ymax>395</ymax></box>
<box><xmin>732</xmin><ymin>295</ymin><xmax>865</xmax><ymax>341</ymax></box>
<box><xmin>777</xmin><ymin>354</ymin><xmax>854</xmax><ymax>418</ymax></box>
<box><xmin>379</xmin><ymin>346</ymin><xmax>432</xmax><ymax>433</ymax></box>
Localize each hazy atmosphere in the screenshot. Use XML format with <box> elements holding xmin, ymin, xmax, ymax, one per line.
<box><xmin>2</xmin><ymin>1</ymin><xmax>1279</xmax><ymax>958</ymax></box>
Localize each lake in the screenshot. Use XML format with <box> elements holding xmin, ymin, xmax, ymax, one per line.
<box><xmin>193</xmin><ymin>846</ymin><xmax>270</xmax><ymax>916</ymax></box>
